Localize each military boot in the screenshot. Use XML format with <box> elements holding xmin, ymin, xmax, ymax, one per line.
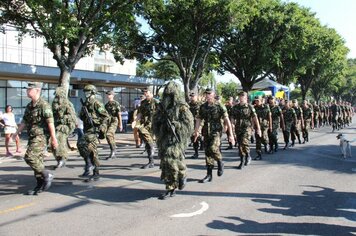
<box><xmin>158</xmin><ymin>189</ymin><xmax>176</xmax><ymax>200</ymax></box>
<box><xmin>254</xmin><ymin>151</ymin><xmax>262</xmax><ymax>160</ymax></box>
<box><xmin>106</xmin><ymin>144</ymin><xmax>116</xmax><ymax>160</ymax></box>
<box><xmin>178</xmin><ymin>176</ymin><xmax>187</xmax><ymax>190</ymax></box>
<box><xmin>217</xmin><ymin>160</ymin><xmax>224</xmax><ymax>176</ymax></box>
<box><xmin>268</xmin><ymin>144</ymin><xmax>274</xmax><ymax>154</ymax></box>
<box><xmin>91</xmin><ymin>168</ymin><xmax>100</xmax><ymax>181</ymax></box>
<box><xmin>27</xmin><ymin>177</ymin><xmax>44</xmax><ymax>195</ymax></box>
<box><xmin>141</xmin><ymin>145</ymin><xmax>155</xmax><ymax>169</ymax></box>
<box><xmin>274</xmin><ymin>142</ymin><xmax>278</xmax><ymax>152</ymax></box>
<box><xmin>297</xmin><ymin>135</ymin><xmax>302</xmax><ymax>144</ymax></box>
<box><xmin>191</xmin><ymin>145</ymin><xmax>199</xmax><ymax>159</ymax></box>
<box><xmin>199</xmin><ymin>166</ymin><xmax>213</xmax><ymax>183</ymax></box>
<box><xmin>264</xmin><ymin>144</ymin><xmax>268</xmax><ymax>153</ymax></box>
<box><xmin>81</xmin><ymin>157</ymin><xmax>94</xmax><ymax>177</ymax></box>
<box><xmin>41</xmin><ymin>170</ymin><xmax>54</xmax><ymax>191</ymax></box>
<box><xmin>54</xmin><ymin>158</ymin><xmax>65</xmax><ymax>169</ymax></box>
<box><xmin>245</xmin><ymin>155</ymin><xmax>252</xmax><ymax>166</ymax></box>
<box><xmin>237</xmin><ymin>156</ymin><xmax>244</xmax><ymax>169</ymax></box>
<box><xmin>290</xmin><ymin>140</ymin><xmax>295</xmax><ymax>147</ymax></box>
<box><xmin>283</xmin><ymin>142</ymin><xmax>289</xmax><ymax>150</ymax></box>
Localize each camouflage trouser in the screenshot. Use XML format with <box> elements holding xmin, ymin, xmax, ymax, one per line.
<box><xmin>24</xmin><ymin>135</ymin><xmax>47</xmax><ymax>177</ymax></box>
<box><xmin>191</xmin><ymin>134</ymin><xmax>201</xmax><ymax>153</ymax></box>
<box><xmin>302</xmin><ymin>119</ymin><xmax>311</xmax><ymax>139</ymax></box>
<box><xmin>78</xmin><ymin>132</ymin><xmax>100</xmax><ymax>167</ymax></box>
<box><xmin>256</xmin><ymin>126</ymin><xmax>268</xmax><ymax>153</ymax></box>
<box><xmin>332</xmin><ymin>115</ymin><xmax>338</xmax><ymax>130</ymax></box>
<box><xmin>160</xmin><ymin>147</ymin><xmax>186</xmax><ymax>190</ymax></box>
<box><xmin>236</xmin><ymin>129</ymin><xmax>252</xmax><ymax>157</ymax></box>
<box><xmin>268</xmin><ymin>129</ymin><xmax>278</xmax><ymax>147</ymax></box>
<box><xmin>291</xmin><ymin>121</ymin><xmax>301</xmax><ymax>142</ymax></box>
<box><xmin>106</xmin><ymin>118</ymin><xmax>118</xmax><ymax>148</ymax></box>
<box><xmin>283</xmin><ymin>122</ymin><xmax>293</xmax><ymax>144</ymax></box>
<box><xmin>53</xmin><ymin>131</ymin><xmax>70</xmax><ymax>161</ymax></box>
<box><xmin>203</xmin><ymin>133</ymin><xmax>222</xmax><ymax>166</ymax></box>
<box><xmin>138</xmin><ymin>124</ymin><xmax>154</xmax><ymax>145</ymax></box>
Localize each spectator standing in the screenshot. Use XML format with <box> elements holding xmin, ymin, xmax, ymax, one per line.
<box><xmin>0</xmin><ymin>105</ymin><xmax>21</xmax><ymax>156</ymax></box>
<box><xmin>121</xmin><ymin>107</ymin><xmax>129</xmax><ymax>133</ymax></box>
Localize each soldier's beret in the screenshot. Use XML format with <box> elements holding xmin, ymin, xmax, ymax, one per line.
<box><xmin>106</xmin><ymin>91</ymin><xmax>115</xmax><ymax>95</ymax></box>
<box><xmin>238</xmin><ymin>91</ymin><xmax>247</xmax><ymax>96</ymax></box>
<box><xmin>27</xmin><ymin>82</ymin><xmax>42</xmax><ymax>89</ymax></box>
<box><xmin>204</xmin><ymin>88</ymin><xmax>215</xmax><ymax>94</ymax></box>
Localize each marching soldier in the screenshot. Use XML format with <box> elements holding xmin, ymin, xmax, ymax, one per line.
<box><xmin>302</xmin><ymin>100</ymin><xmax>314</xmax><ymax>143</ymax></box>
<box><xmin>13</xmin><ymin>82</ymin><xmax>58</xmax><ymax>195</ymax></box>
<box><xmin>153</xmin><ymin>82</ymin><xmax>194</xmax><ymax>200</ymax></box>
<box><xmin>291</xmin><ymin>99</ymin><xmax>303</xmax><ymax>146</ymax></box>
<box><xmin>224</xmin><ymin>97</ymin><xmax>235</xmax><ymax>150</ymax></box>
<box><xmin>230</xmin><ymin>91</ymin><xmax>261</xmax><ymax>169</ymax></box>
<box><xmin>78</xmin><ymin>84</ymin><xmax>110</xmax><ymax>180</ymax></box>
<box><xmin>268</xmin><ymin>97</ymin><xmax>285</xmax><ymax>153</ymax></box>
<box><xmin>283</xmin><ymin>100</ymin><xmax>297</xmax><ymax>149</ymax></box>
<box><xmin>254</xmin><ymin>96</ymin><xmax>272</xmax><ymax>159</ymax></box>
<box><xmin>312</xmin><ymin>101</ymin><xmax>320</xmax><ymax>129</ymax></box>
<box><xmin>135</xmin><ymin>87</ymin><xmax>159</xmax><ymax>169</ymax></box>
<box><xmin>330</xmin><ymin>100</ymin><xmax>340</xmax><ymax>132</ymax></box>
<box><xmin>52</xmin><ymin>87</ymin><xmax>77</xmax><ymax>168</ymax></box>
<box><xmin>194</xmin><ymin>88</ymin><xmax>234</xmax><ymax>182</ymax></box>
<box><xmin>188</xmin><ymin>91</ymin><xmax>202</xmax><ymax>158</ymax></box>
<box><xmin>105</xmin><ymin>91</ymin><xmax>122</xmax><ymax>160</ymax></box>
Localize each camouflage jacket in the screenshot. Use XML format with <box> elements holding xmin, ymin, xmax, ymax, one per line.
<box><xmin>283</xmin><ymin>107</ymin><xmax>296</xmax><ymax>124</ymax></box>
<box><xmin>255</xmin><ymin>104</ymin><xmax>270</xmax><ymax>128</ymax></box>
<box><xmin>231</xmin><ymin>103</ymin><xmax>256</xmax><ymax>132</ymax></box>
<box><xmin>189</xmin><ymin>101</ymin><xmax>201</xmax><ymax>118</ymax></box>
<box><xmin>23</xmin><ymin>97</ymin><xmax>54</xmax><ymax>139</ymax></box>
<box><xmin>137</xmin><ymin>98</ymin><xmax>159</xmax><ymax>127</ymax></box>
<box><xmin>293</xmin><ymin>106</ymin><xmax>303</xmax><ymax>120</ymax></box>
<box><xmin>105</xmin><ymin>100</ymin><xmax>121</xmax><ymax>123</ymax></box>
<box><xmin>302</xmin><ymin>106</ymin><xmax>313</xmax><ymax>120</ymax></box>
<box><xmin>270</xmin><ymin>105</ymin><xmax>282</xmax><ymax>130</ymax></box>
<box><xmin>330</xmin><ymin>104</ymin><xmax>340</xmax><ymax>116</ymax></box>
<box><xmin>80</xmin><ymin>97</ymin><xmax>110</xmax><ymax>132</ymax></box>
<box><xmin>197</xmin><ymin>102</ymin><xmax>228</xmax><ymax>136</ymax></box>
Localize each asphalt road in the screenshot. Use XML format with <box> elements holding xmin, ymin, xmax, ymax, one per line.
<box><xmin>0</xmin><ymin>122</ymin><xmax>355</xmax><ymax>236</ymax></box>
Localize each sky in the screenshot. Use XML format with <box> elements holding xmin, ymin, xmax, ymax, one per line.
<box><xmin>217</xmin><ymin>0</ymin><xmax>356</xmax><ymax>82</ymax></box>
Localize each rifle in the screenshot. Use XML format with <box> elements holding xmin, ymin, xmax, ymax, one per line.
<box><xmin>158</xmin><ymin>102</ymin><xmax>180</xmax><ymax>143</ymax></box>
<box><xmin>80</xmin><ymin>98</ymin><xmax>96</xmax><ymax>132</ymax></box>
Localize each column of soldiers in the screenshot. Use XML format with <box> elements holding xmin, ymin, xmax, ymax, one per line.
<box><xmin>15</xmin><ymin>81</ymin><xmax>354</xmax><ymax>199</ymax></box>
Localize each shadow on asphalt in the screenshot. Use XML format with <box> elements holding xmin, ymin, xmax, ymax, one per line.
<box><xmin>205</xmin><ymin>185</ymin><xmax>356</xmax><ymax>235</ymax></box>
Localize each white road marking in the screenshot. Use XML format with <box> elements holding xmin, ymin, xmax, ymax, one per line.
<box><xmin>170</xmin><ymin>201</ymin><xmax>209</xmax><ymax>218</ymax></box>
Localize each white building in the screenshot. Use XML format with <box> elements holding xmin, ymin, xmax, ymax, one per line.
<box><xmin>0</xmin><ymin>25</ymin><xmax>162</xmax><ymax>122</ymax></box>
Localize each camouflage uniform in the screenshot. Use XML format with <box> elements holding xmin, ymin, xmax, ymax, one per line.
<box><xmin>283</xmin><ymin>106</ymin><xmax>296</xmax><ymax>148</ymax></box>
<box><xmin>312</xmin><ymin>103</ymin><xmax>320</xmax><ymax>128</ymax></box>
<box><xmin>152</xmin><ymin>82</ymin><xmax>194</xmax><ymax>199</ymax></box>
<box><xmin>291</xmin><ymin>104</ymin><xmax>303</xmax><ymax>145</ymax></box>
<box><xmin>105</xmin><ymin>99</ymin><xmax>121</xmax><ymax>159</ymax></box>
<box><xmin>269</xmin><ymin>104</ymin><xmax>283</xmax><ymax>152</ymax></box>
<box><xmin>137</xmin><ymin>95</ymin><xmax>159</xmax><ymax>168</ymax></box>
<box><xmin>230</xmin><ymin>103</ymin><xmax>257</xmax><ymax>165</ymax></box>
<box><xmin>78</xmin><ymin>85</ymin><xmax>110</xmax><ymax>179</ymax></box>
<box><xmin>52</xmin><ymin>87</ymin><xmax>76</xmax><ymax>168</ymax></box>
<box><xmin>320</xmin><ymin>102</ymin><xmax>327</xmax><ymax>126</ymax></box>
<box><xmin>302</xmin><ymin>104</ymin><xmax>313</xmax><ymax>143</ymax></box>
<box><xmin>197</xmin><ymin>102</ymin><xmax>227</xmax><ymax>166</ymax></box>
<box><xmin>20</xmin><ymin>82</ymin><xmax>55</xmax><ymax>195</ymax></box>
<box><xmin>189</xmin><ymin>98</ymin><xmax>202</xmax><ymax>158</ymax></box>
<box><xmin>255</xmin><ymin>103</ymin><xmax>271</xmax><ymax>158</ymax></box>
<box><xmin>330</xmin><ymin>102</ymin><xmax>340</xmax><ymax>131</ymax></box>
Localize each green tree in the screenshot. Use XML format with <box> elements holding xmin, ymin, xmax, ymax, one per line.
<box><xmin>138</xmin><ymin>0</ymin><xmax>255</xmax><ymax>100</ymax></box>
<box><xmin>217</xmin><ymin>80</ymin><xmax>239</xmax><ymax>101</ymax></box>
<box><xmin>216</xmin><ymin>0</ymin><xmax>309</xmax><ymax>92</ymax></box>
<box><xmin>0</xmin><ymin>0</ymin><xmax>141</xmax><ymax>93</ymax></box>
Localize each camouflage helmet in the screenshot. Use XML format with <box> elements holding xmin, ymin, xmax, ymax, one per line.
<box><xmin>83</xmin><ymin>84</ymin><xmax>97</xmax><ymax>94</ymax></box>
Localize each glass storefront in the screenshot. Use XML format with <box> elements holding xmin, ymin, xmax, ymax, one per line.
<box><xmin>0</xmin><ymin>80</ymin><xmax>144</xmax><ymax>124</ymax></box>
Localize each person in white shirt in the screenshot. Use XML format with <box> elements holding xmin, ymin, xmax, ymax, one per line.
<box><xmin>0</xmin><ymin>105</ymin><xmax>21</xmax><ymax>156</ymax></box>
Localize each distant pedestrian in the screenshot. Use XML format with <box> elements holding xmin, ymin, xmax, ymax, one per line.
<box><xmin>0</xmin><ymin>105</ymin><xmax>21</xmax><ymax>156</ymax></box>
<box><xmin>121</xmin><ymin>107</ymin><xmax>129</xmax><ymax>133</ymax></box>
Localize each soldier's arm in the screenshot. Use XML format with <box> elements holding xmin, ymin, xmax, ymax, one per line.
<box><xmin>223</xmin><ymin>116</ymin><xmax>235</xmax><ymax>144</ymax></box>
<box><xmin>193</xmin><ymin>118</ymin><xmax>202</xmax><ymax>142</ymax></box>
<box><xmin>47</xmin><ymin>121</ymin><xmax>58</xmax><ymax>149</ymax></box>
<box><xmin>280</xmin><ymin>112</ymin><xmax>285</xmax><ymax>131</ymax></box>
<box><xmin>253</xmin><ymin>116</ymin><xmax>261</xmax><ymax>137</ymax></box>
<box><xmin>268</xmin><ymin>111</ymin><xmax>272</xmax><ymax>131</ymax></box>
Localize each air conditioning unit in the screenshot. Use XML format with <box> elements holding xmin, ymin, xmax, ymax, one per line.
<box><xmin>69</xmin><ymin>89</ymin><xmax>79</xmax><ymax>97</ymax></box>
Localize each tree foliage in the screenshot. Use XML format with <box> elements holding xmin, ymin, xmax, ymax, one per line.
<box><xmin>0</xmin><ymin>0</ymin><xmax>141</xmax><ymax>92</ymax></box>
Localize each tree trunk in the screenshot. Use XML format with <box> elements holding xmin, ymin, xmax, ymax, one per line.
<box><xmin>58</xmin><ymin>67</ymin><xmax>72</xmax><ymax>96</ymax></box>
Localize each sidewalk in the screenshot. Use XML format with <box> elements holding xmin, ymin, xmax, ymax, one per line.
<box><xmin>0</xmin><ymin>131</ymin><xmax>136</xmax><ymax>162</ymax></box>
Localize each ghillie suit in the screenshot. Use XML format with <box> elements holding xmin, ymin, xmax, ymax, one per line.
<box><xmin>52</xmin><ymin>87</ymin><xmax>76</xmax><ymax>168</ymax></box>
<box><xmin>152</xmin><ymin>82</ymin><xmax>194</xmax><ymax>200</ymax></box>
